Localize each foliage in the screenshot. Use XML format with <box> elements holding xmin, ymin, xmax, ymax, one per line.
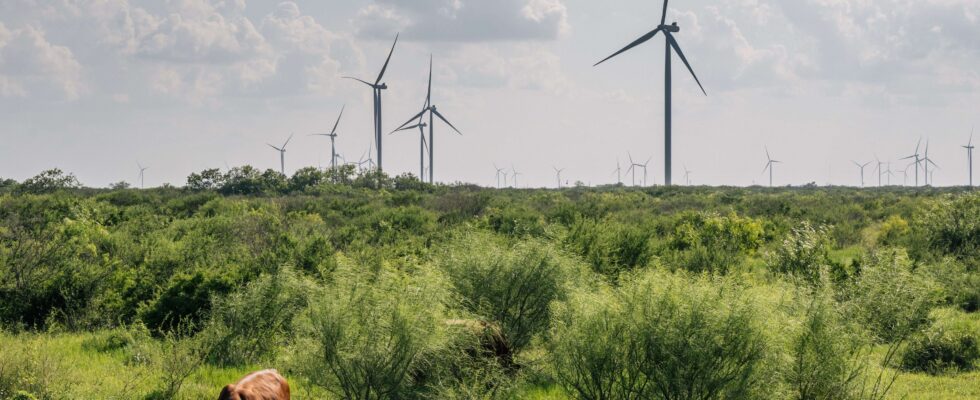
<box><xmin>767</xmin><ymin>221</ymin><xmax>833</xmax><ymax>284</ymax></box>
<box><xmin>438</xmin><ymin>232</ymin><xmax>584</xmax><ymax>354</ymax></box>
<box><xmin>549</xmin><ymin>270</ymin><xmax>768</xmax><ymax>400</ymax></box>
<box><xmin>900</xmin><ymin>309</ymin><xmax>980</xmax><ymax>374</ymax></box>
<box><xmin>16</xmin><ymin>169</ymin><xmax>82</xmax><ymax>194</ymax></box>
<box><xmin>565</xmin><ymin>219</ymin><xmax>653</xmax><ymax>277</ymax></box>
<box><xmin>846</xmin><ymin>248</ymin><xmax>941</xmax><ymax>343</ymax></box>
<box><xmin>912</xmin><ymin>193</ymin><xmax>980</xmax><ymax>267</ymax></box>
<box><xmin>662</xmin><ymin>211</ymin><xmax>764</xmax><ymax>274</ymax></box>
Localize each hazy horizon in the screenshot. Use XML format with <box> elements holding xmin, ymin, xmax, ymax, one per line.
<box><xmin>1</xmin><ymin>0</ymin><xmax>978</xmax><ymax>188</ymax></box>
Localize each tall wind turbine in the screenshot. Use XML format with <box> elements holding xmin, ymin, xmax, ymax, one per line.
<box><xmin>511</xmin><ymin>166</ymin><xmax>521</xmax><ymax>188</ymax></box>
<box><xmin>393</xmin><ymin>55</ymin><xmax>462</xmax><ymax>184</ymax></box>
<box><xmin>554</xmin><ymin>167</ymin><xmax>566</xmax><ymax>189</ymax></box>
<box><xmin>965</xmin><ymin>128</ymin><xmax>975</xmax><ymax>187</ymax></box>
<box><xmin>344</xmin><ymin>33</ymin><xmax>399</xmax><ymax>174</ymax></box>
<box><xmin>627</xmin><ymin>153</ymin><xmax>641</xmax><ymax>186</ymax></box>
<box><xmin>923</xmin><ymin>140</ymin><xmax>939</xmax><ymax>186</ymax></box>
<box><xmin>762</xmin><ymin>147</ymin><xmax>780</xmax><ymax>187</ymax></box>
<box><xmin>683</xmin><ymin>165</ymin><xmax>692</xmax><ymax>185</ymax></box>
<box><xmin>594</xmin><ymin>0</ymin><xmax>707</xmax><ymax>187</ymax></box>
<box><xmin>267</xmin><ymin>134</ymin><xmax>294</xmax><ymax>175</ymax></box>
<box><xmin>640</xmin><ymin>157</ymin><xmax>652</xmax><ymax>186</ymax></box>
<box><xmin>312</xmin><ymin>105</ymin><xmax>345</xmax><ymax>169</ymax></box>
<box><xmin>852</xmin><ymin>161</ymin><xmax>871</xmax><ymax>187</ymax></box>
<box><xmin>900</xmin><ymin>139</ymin><xmax>923</xmax><ymax>186</ymax></box>
<box><xmin>873</xmin><ymin>157</ymin><xmax>886</xmax><ymax>187</ymax></box>
<box><xmin>137</xmin><ymin>162</ymin><xmax>148</xmax><ymax>189</ymax></box>
<box><xmin>393</xmin><ymin>118</ymin><xmax>428</xmax><ymax>180</ymax></box>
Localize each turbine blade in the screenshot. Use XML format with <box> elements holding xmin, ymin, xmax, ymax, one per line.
<box><xmin>432</xmin><ymin>109</ymin><xmax>462</xmax><ymax>135</ymax></box>
<box><xmin>426</xmin><ymin>55</ymin><xmax>433</xmax><ymax>108</ymax></box>
<box><xmin>392</xmin><ymin>124</ymin><xmax>422</xmax><ymax>134</ymax></box>
<box><xmin>330</xmin><ymin>105</ymin><xmax>345</xmax><ymax>135</ymax></box>
<box><xmin>665</xmin><ymin>32</ymin><xmax>706</xmax><ymax>96</ymax></box>
<box><xmin>376</xmin><ymin>33</ymin><xmax>400</xmax><ymax>85</ymax></box>
<box><xmin>765</xmin><ymin>146</ymin><xmax>771</xmax><ymax>160</ymax></box>
<box><xmin>268</xmin><ymin>144</ymin><xmax>281</xmax><ymax>151</ymax></box>
<box><xmin>283</xmin><ymin>133</ymin><xmax>294</xmax><ymax>148</ymax></box>
<box><xmin>594</xmin><ymin>28</ymin><xmax>662</xmax><ymax>67</ymax></box>
<box><xmin>393</xmin><ymin>109</ymin><xmax>429</xmax><ymax>133</ymax></box>
<box><xmin>660</xmin><ymin>0</ymin><xmax>670</xmax><ymax>25</ymax></box>
<box><xmin>343</xmin><ymin>76</ymin><xmax>374</xmax><ymax>87</ymax></box>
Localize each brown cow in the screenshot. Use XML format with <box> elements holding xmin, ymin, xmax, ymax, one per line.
<box><xmin>217</xmin><ymin>369</ymin><xmax>290</xmax><ymax>400</ymax></box>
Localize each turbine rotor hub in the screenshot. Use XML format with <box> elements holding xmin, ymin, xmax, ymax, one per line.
<box><xmin>661</xmin><ymin>23</ymin><xmax>680</xmax><ymax>33</ymax></box>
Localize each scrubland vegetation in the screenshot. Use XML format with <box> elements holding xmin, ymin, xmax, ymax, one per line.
<box><xmin>0</xmin><ymin>168</ymin><xmax>978</xmax><ymax>399</ymax></box>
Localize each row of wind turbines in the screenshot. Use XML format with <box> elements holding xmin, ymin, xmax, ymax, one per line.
<box><xmin>133</xmin><ymin>0</ymin><xmax>975</xmax><ymax>190</ymax></box>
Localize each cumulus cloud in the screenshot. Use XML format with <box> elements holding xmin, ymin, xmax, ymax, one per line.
<box><xmin>0</xmin><ymin>23</ymin><xmax>84</xmax><ymax>100</ymax></box>
<box><xmin>356</xmin><ymin>0</ymin><xmax>570</xmax><ymax>41</ymax></box>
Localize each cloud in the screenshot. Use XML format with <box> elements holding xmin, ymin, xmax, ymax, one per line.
<box><xmin>0</xmin><ymin>23</ymin><xmax>84</xmax><ymax>100</ymax></box>
<box><xmin>356</xmin><ymin>0</ymin><xmax>569</xmax><ymax>42</ymax></box>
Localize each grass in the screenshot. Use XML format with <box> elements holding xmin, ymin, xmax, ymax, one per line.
<box><xmin>2</xmin><ymin>327</ymin><xmax>977</xmax><ymax>399</ymax></box>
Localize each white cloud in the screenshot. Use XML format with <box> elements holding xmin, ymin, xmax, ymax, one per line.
<box><xmin>0</xmin><ymin>23</ymin><xmax>83</xmax><ymax>100</ymax></box>
<box><xmin>356</xmin><ymin>0</ymin><xmax>569</xmax><ymax>42</ymax></box>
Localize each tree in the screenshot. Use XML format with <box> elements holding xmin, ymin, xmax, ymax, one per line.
<box><xmin>186</xmin><ymin>168</ymin><xmax>226</xmax><ymax>191</ymax></box>
<box><xmin>16</xmin><ymin>169</ymin><xmax>81</xmax><ymax>194</ymax></box>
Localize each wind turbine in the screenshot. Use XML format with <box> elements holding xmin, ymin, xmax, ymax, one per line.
<box><xmin>640</xmin><ymin>157</ymin><xmax>652</xmax><ymax>186</ymax></box>
<box><xmin>393</xmin><ymin>55</ymin><xmax>462</xmax><ymax>184</ymax></box>
<box><xmin>965</xmin><ymin>127</ymin><xmax>975</xmax><ymax>187</ymax></box>
<box><xmin>393</xmin><ymin>119</ymin><xmax>428</xmax><ymax>180</ymax></box>
<box><xmin>494</xmin><ymin>164</ymin><xmax>507</xmax><ymax>188</ymax></box>
<box><xmin>683</xmin><ymin>165</ymin><xmax>692</xmax><ymax>186</ymax></box>
<box><xmin>627</xmin><ymin>153</ymin><xmax>640</xmax><ymax>186</ymax></box>
<box><xmin>762</xmin><ymin>147</ymin><xmax>780</xmax><ymax>187</ymax></box>
<box><xmin>137</xmin><ymin>162</ymin><xmax>148</xmax><ymax>189</ymax></box>
<box><xmin>344</xmin><ymin>33</ymin><xmax>398</xmax><ymax>174</ymax></box>
<box><xmin>267</xmin><ymin>134</ymin><xmax>294</xmax><ymax>175</ymax></box>
<box><xmin>900</xmin><ymin>139</ymin><xmax>923</xmax><ymax>186</ymax></box>
<box><xmin>312</xmin><ymin>105</ymin><xmax>345</xmax><ymax>169</ymax></box>
<box><xmin>923</xmin><ymin>140</ymin><xmax>939</xmax><ymax>186</ymax></box>
<box><xmin>511</xmin><ymin>166</ymin><xmax>521</xmax><ymax>188</ymax></box>
<box><xmin>872</xmin><ymin>157</ymin><xmax>886</xmax><ymax>187</ymax></box>
<box><xmin>554</xmin><ymin>167</ymin><xmax>566</xmax><ymax>189</ymax></box>
<box><xmin>594</xmin><ymin>0</ymin><xmax>707</xmax><ymax>187</ymax></box>
<box><xmin>852</xmin><ymin>161</ymin><xmax>871</xmax><ymax>187</ymax></box>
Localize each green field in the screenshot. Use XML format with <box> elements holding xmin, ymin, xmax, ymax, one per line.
<box><xmin>1</xmin><ymin>169</ymin><xmax>978</xmax><ymax>399</ymax></box>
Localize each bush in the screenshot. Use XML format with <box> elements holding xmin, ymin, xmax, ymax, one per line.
<box><xmin>566</xmin><ymin>220</ymin><xmax>653</xmax><ymax>277</ymax></box>
<box><xmin>296</xmin><ymin>258</ymin><xmax>454</xmax><ymax>399</ymax></box>
<box><xmin>912</xmin><ymin>194</ymin><xmax>980</xmax><ymax>267</ymax></box>
<box><xmin>847</xmin><ymin>248</ymin><xmax>941</xmax><ymax>343</ymax></box>
<box><xmin>549</xmin><ymin>270</ymin><xmax>767</xmax><ymax>400</ymax></box>
<box><xmin>662</xmin><ymin>212</ymin><xmax>763</xmax><ymax>274</ymax></box>
<box><xmin>787</xmin><ymin>290</ymin><xmax>866</xmax><ymax>400</ymax></box>
<box><xmin>202</xmin><ymin>266</ymin><xmax>313</xmax><ymax>366</ymax></box>
<box><xmin>16</xmin><ymin>169</ymin><xmax>81</xmax><ymax>194</ymax></box>
<box><xmin>766</xmin><ymin>221</ymin><xmax>833</xmax><ymax>284</ymax></box>
<box><xmin>439</xmin><ymin>232</ymin><xmax>584</xmax><ymax>354</ymax></box>
<box><xmin>919</xmin><ymin>258</ymin><xmax>980</xmax><ymax>312</ymax></box>
<box><xmin>901</xmin><ymin>310</ymin><xmax>980</xmax><ymax>374</ymax></box>
<box><xmin>139</xmin><ymin>272</ymin><xmax>233</xmax><ymax>336</ymax></box>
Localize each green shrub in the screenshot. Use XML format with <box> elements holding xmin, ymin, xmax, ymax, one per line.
<box><xmin>787</xmin><ymin>290</ymin><xmax>866</xmax><ymax>400</ymax></box>
<box><xmin>901</xmin><ymin>310</ymin><xmax>980</xmax><ymax>374</ymax></box>
<box><xmin>919</xmin><ymin>258</ymin><xmax>980</xmax><ymax>312</ymax></box>
<box><xmin>550</xmin><ymin>270</ymin><xmax>767</xmax><ymax>400</ymax></box>
<box><xmin>139</xmin><ymin>272</ymin><xmax>233</xmax><ymax>336</ymax></box>
<box><xmin>912</xmin><ymin>194</ymin><xmax>980</xmax><ymax>267</ymax></box>
<box><xmin>482</xmin><ymin>206</ymin><xmax>545</xmax><ymax>237</ymax></box>
<box><xmin>766</xmin><ymin>221</ymin><xmax>832</xmax><ymax>284</ymax></box>
<box><xmin>566</xmin><ymin>220</ymin><xmax>653</xmax><ymax>277</ymax></box>
<box><xmin>662</xmin><ymin>212</ymin><xmax>763</xmax><ymax>274</ymax></box>
<box><xmin>202</xmin><ymin>266</ymin><xmax>313</xmax><ymax>366</ymax></box>
<box><xmin>296</xmin><ymin>257</ymin><xmax>453</xmax><ymax>399</ymax></box>
<box><xmin>439</xmin><ymin>232</ymin><xmax>584</xmax><ymax>354</ymax></box>
<box><xmin>847</xmin><ymin>248</ymin><xmax>941</xmax><ymax>343</ymax></box>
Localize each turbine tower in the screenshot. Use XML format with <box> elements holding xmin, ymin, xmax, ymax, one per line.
<box><xmin>965</xmin><ymin>128</ymin><xmax>975</xmax><ymax>187</ymax></box>
<box><xmin>762</xmin><ymin>147</ymin><xmax>780</xmax><ymax>187</ymax></box>
<box><xmin>612</xmin><ymin>159</ymin><xmax>622</xmax><ymax>185</ymax></box>
<box><xmin>267</xmin><ymin>134</ymin><xmax>294</xmax><ymax>175</ymax></box>
<box><xmin>923</xmin><ymin>140</ymin><xmax>939</xmax><ymax>186</ymax></box>
<box><xmin>852</xmin><ymin>161</ymin><xmax>871</xmax><ymax>187</ymax></box>
<box><xmin>511</xmin><ymin>166</ymin><xmax>521</xmax><ymax>188</ymax></box>
<box><xmin>393</xmin><ymin>55</ymin><xmax>462</xmax><ymax>184</ymax></box>
<box><xmin>137</xmin><ymin>162</ymin><xmax>148</xmax><ymax>189</ymax></box>
<box><xmin>494</xmin><ymin>164</ymin><xmax>506</xmax><ymax>188</ymax></box>
<box><xmin>312</xmin><ymin>105</ymin><xmax>345</xmax><ymax>169</ymax></box>
<box><xmin>393</xmin><ymin>119</ymin><xmax>428</xmax><ymax>180</ymax></box>
<box><xmin>344</xmin><ymin>34</ymin><xmax>399</xmax><ymax>174</ymax></box>
<box><xmin>594</xmin><ymin>0</ymin><xmax>707</xmax><ymax>187</ymax></box>
<box><xmin>683</xmin><ymin>165</ymin><xmax>692</xmax><ymax>186</ymax></box>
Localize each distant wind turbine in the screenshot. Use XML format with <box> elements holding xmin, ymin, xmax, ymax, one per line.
<box><xmin>137</xmin><ymin>162</ymin><xmax>148</xmax><ymax>189</ymax></box>
<box><xmin>494</xmin><ymin>164</ymin><xmax>506</xmax><ymax>188</ymax></box>
<box><xmin>267</xmin><ymin>134</ymin><xmax>294</xmax><ymax>175</ymax></box>
<box><xmin>640</xmin><ymin>157</ymin><xmax>652</xmax><ymax>186</ymax></box>
<box><xmin>852</xmin><ymin>160</ymin><xmax>871</xmax><ymax>188</ymax></box>
<box><xmin>393</xmin><ymin>118</ymin><xmax>428</xmax><ymax>180</ymax></box>
<box><xmin>923</xmin><ymin>140</ymin><xmax>939</xmax><ymax>186</ymax></box>
<box><xmin>900</xmin><ymin>139</ymin><xmax>923</xmax><ymax>187</ymax></box>
<box><xmin>612</xmin><ymin>159</ymin><xmax>622</xmax><ymax>185</ymax></box>
<box><xmin>344</xmin><ymin>33</ymin><xmax>399</xmax><ymax>174</ymax></box>
<box><xmin>511</xmin><ymin>166</ymin><xmax>521</xmax><ymax>188</ymax></box>
<box><xmin>594</xmin><ymin>0</ymin><xmax>707</xmax><ymax>187</ymax></box>
<box><xmin>554</xmin><ymin>167</ymin><xmax>566</xmax><ymax>189</ymax></box>
<box><xmin>312</xmin><ymin>105</ymin><xmax>345</xmax><ymax>169</ymax></box>
<box><xmin>683</xmin><ymin>165</ymin><xmax>692</xmax><ymax>186</ymax></box>
<box><xmin>762</xmin><ymin>147</ymin><xmax>780</xmax><ymax>187</ymax></box>
<box><xmin>965</xmin><ymin>127</ymin><xmax>975</xmax><ymax>187</ymax></box>
<box><xmin>393</xmin><ymin>55</ymin><xmax>462</xmax><ymax>184</ymax></box>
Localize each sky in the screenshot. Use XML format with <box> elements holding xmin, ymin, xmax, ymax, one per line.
<box><xmin>1</xmin><ymin>0</ymin><xmax>978</xmax><ymax>188</ymax></box>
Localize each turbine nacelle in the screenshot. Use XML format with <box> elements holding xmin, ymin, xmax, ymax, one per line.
<box><xmin>660</xmin><ymin>22</ymin><xmax>680</xmax><ymax>33</ymax></box>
